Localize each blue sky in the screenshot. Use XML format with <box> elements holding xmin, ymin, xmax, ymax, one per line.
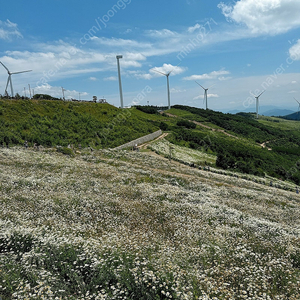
<box><xmin>1</xmin><ymin>0</ymin><xmax>300</xmax><ymax>112</ymax></box>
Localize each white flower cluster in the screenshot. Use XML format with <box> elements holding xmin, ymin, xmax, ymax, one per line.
<box><xmin>0</xmin><ymin>147</ymin><xmax>299</xmax><ymax>299</ymax></box>
<box><xmin>149</xmin><ymin>138</ymin><xmax>216</xmax><ymax>165</ymax></box>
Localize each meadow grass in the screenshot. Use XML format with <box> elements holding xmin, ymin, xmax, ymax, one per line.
<box><xmin>0</xmin><ymin>147</ymin><xmax>299</xmax><ymax>299</ymax></box>
<box><xmin>148</xmin><ymin>138</ymin><xmax>217</xmax><ymax>165</ymax></box>
<box><xmin>258</xmin><ymin>116</ymin><xmax>300</xmax><ymax>131</ymax></box>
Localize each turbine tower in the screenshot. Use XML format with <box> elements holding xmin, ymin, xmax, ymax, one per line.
<box><xmin>153</xmin><ymin>69</ymin><xmax>173</xmax><ymax>110</ymax></box>
<box><xmin>255</xmin><ymin>91</ymin><xmax>265</xmax><ymax>119</ymax></box>
<box><xmin>61</xmin><ymin>87</ymin><xmax>66</xmax><ymax>100</ymax></box>
<box><xmin>0</xmin><ymin>61</ymin><xmax>32</xmax><ymax>98</ymax></box>
<box><xmin>116</xmin><ymin>55</ymin><xmax>124</xmax><ymax>108</ymax></box>
<box><xmin>195</xmin><ymin>81</ymin><xmax>214</xmax><ymax>110</ymax></box>
<box><xmin>28</xmin><ymin>84</ymin><xmax>32</xmax><ymax>99</ymax></box>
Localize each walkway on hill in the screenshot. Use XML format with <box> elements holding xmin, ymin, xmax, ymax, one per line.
<box><xmin>113</xmin><ymin>130</ymin><xmax>162</xmax><ymax>150</ymax></box>
<box><xmin>138</xmin><ymin>132</ymin><xmax>169</xmax><ymax>149</ymax></box>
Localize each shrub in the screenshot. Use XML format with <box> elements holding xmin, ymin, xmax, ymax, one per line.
<box><xmin>135</xmin><ymin>105</ymin><xmax>158</xmax><ymax>114</ymax></box>
<box><xmin>176</xmin><ymin>119</ymin><xmax>196</xmax><ymax>129</ymax></box>
<box><xmin>159</xmin><ymin>122</ymin><xmax>168</xmax><ymax>131</ymax></box>
<box><xmin>57</xmin><ymin>147</ymin><xmax>75</xmax><ymax>157</ymax></box>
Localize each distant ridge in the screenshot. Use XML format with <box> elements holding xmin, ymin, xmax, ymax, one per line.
<box><xmin>226</xmin><ymin>106</ymin><xmax>295</xmax><ymax>116</ymax></box>
<box><xmin>282</xmin><ymin>112</ymin><xmax>300</xmax><ymax>121</ymax></box>
<box><xmin>262</xmin><ymin>109</ymin><xmax>295</xmax><ymax>117</ymax></box>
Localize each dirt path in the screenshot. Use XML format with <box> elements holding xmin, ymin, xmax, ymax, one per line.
<box><xmin>138</xmin><ymin>132</ymin><xmax>169</xmax><ymax>149</ymax></box>
<box><xmin>160</xmin><ymin>112</ymin><xmax>178</xmax><ymax>118</ymax></box>
<box><xmin>191</xmin><ymin>121</ymin><xmax>239</xmax><ymax>139</ymax></box>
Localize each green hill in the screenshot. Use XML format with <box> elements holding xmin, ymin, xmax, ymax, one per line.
<box><xmin>282</xmin><ymin>111</ymin><xmax>300</xmax><ymax>121</ymax></box>
<box><xmin>1</xmin><ymin>99</ymin><xmax>300</xmax><ymax>184</ymax></box>
<box><xmin>1</xmin><ymin>101</ymin><xmax>300</xmax><ymax>299</ymax></box>
<box><xmin>159</xmin><ymin>105</ymin><xmax>300</xmax><ymax>184</ymax></box>
<box><xmin>0</xmin><ymin>99</ymin><xmax>159</xmax><ymax>148</ymax></box>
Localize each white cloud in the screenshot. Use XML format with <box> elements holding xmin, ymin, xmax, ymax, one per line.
<box><xmin>218</xmin><ymin>76</ymin><xmax>232</xmax><ymax>81</ymax></box>
<box><xmin>193</xmin><ymin>95</ymin><xmax>204</xmax><ymax>100</ymax></box>
<box><xmin>292</xmin><ymin>81</ymin><xmax>297</xmax><ymax>84</ymax></box>
<box><xmin>126</xmin><ymin>64</ymin><xmax>186</xmax><ymax>80</ymax></box>
<box><xmin>0</xmin><ymin>39</ymin><xmax>151</xmax><ymax>92</ymax></box>
<box><xmin>104</xmin><ymin>76</ymin><xmax>117</xmax><ymax>81</ymax></box>
<box><xmin>95</xmin><ymin>37</ymin><xmax>152</xmax><ymax>49</ymax></box>
<box><xmin>34</xmin><ymin>84</ymin><xmax>89</xmax><ymax>100</ymax></box>
<box><xmin>289</xmin><ymin>39</ymin><xmax>300</xmax><ymax>61</ymax></box>
<box><xmin>146</xmin><ymin>29</ymin><xmax>177</xmax><ymax>38</ymax></box>
<box><xmin>170</xmin><ymin>88</ymin><xmax>187</xmax><ymax>93</ymax></box>
<box><xmin>183</xmin><ymin>69</ymin><xmax>230</xmax><ymax>81</ymax></box>
<box><xmin>134</xmin><ymin>73</ymin><xmax>152</xmax><ymax>80</ymax></box>
<box><xmin>0</xmin><ymin>19</ymin><xmax>22</xmax><ymax>40</ymax></box>
<box><xmin>188</xmin><ymin>24</ymin><xmax>201</xmax><ymax>33</ymax></box>
<box><xmin>207</xmin><ymin>93</ymin><xmax>219</xmax><ymax>98</ymax></box>
<box><xmin>124</xmin><ymin>52</ymin><xmax>146</xmax><ymax>61</ymax></box>
<box><xmin>89</xmin><ymin>77</ymin><xmax>97</xmax><ymax>81</ymax></box>
<box><xmin>218</xmin><ymin>0</ymin><xmax>300</xmax><ymax>35</ymax></box>
<box><xmin>193</xmin><ymin>93</ymin><xmax>218</xmax><ymax>100</ymax></box>
<box><xmin>150</xmin><ymin>64</ymin><xmax>186</xmax><ymax>77</ymax></box>
<box><xmin>124</xmin><ymin>29</ymin><xmax>132</xmax><ymax>34</ymax></box>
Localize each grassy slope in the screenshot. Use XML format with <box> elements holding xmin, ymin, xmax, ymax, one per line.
<box><xmin>0</xmin><ymin>147</ymin><xmax>299</xmax><ymax>299</ymax></box>
<box><xmin>166</xmin><ymin>106</ymin><xmax>300</xmax><ymax>183</ymax></box>
<box><xmin>0</xmin><ymin>99</ymin><xmax>159</xmax><ymax>148</ymax></box>
<box><xmin>1</xmin><ymin>99</ymin><xmax>300</xmax><ymax>182</ymax></box>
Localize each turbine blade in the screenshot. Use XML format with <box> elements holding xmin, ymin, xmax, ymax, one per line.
<box><xmin>168</xmin><ymin>62</ymin><xmax>181</xmax><ymax>76</ymax></box>
<box><xmin>195</xmin><ymin>81</ymin><xmax>206</xmax><ymax>90</ymax></box>
<box><xmin>294</xmin><ymin>97</ymin><xmax>300</xmax><ymax>104</ymax></box>
<box><xmin>152</xmin><ymin>69</ymin><xmax>167</xmax><ymax>76</ymax></box>
<box><xmin>258</xmin><ymin>90</ymin><xmax>265</xmax><ymax>97</ymax></box>
<box><xmin>0</xmin><ymin>61</ymin><xmax>9</xmax><ymax>73</ymax></box>
<box><xmin>11</xmin><ymin>70</ymin><xmax>32</xmax><ymax>75</ymax></box>
<box><xmin>5</xmin><ymin>76</ymin><xmax>10</xmax><ymax>93</ymax></box>
<box><xmin>208</xmin><ymin>84</ymin><xmax>215</xmax><ymax>89</ymax></box>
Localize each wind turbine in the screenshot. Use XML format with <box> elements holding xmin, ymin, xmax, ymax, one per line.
<box><xmin>0</xmin><ymin>61</ymin><xmax>32</xmax><ymax>98</ymax></box>
<box><xmin>294</xmin><ymin>97</ymin><xmax>300</xmax><ymax>118</ymax></box>
<box><xmin>152</xmin><ymin>69</ymin><xmax>173</xmax><ymax>110</ymax></box>
<box><xmin>195</xmin><ymin>81</ymin><xmax>214</xmax><ymax>110</ymax></box>
<box><xmin>61</xmin><ymin>87</ymin><xmax>66</xmax><ymax>100</ymax></box>
<box><xmin>153</xmin><ymin>63</ymin><xmax>181</xmax><ymax>110</ymax></box>
<box><xmin>254</xmin><ymin>90</ymin><xmax>265</xmax><ymax>119</ymax></box>
<box><xmin>28</xmin><ymin>84</ymin><xmax>32</xmax><ymax>99</ymax></box>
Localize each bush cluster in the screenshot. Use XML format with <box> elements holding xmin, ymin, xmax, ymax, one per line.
<box><xmin>0</xmin><ymin>100</ymin><xmax>158</xmax><ymax>149</ymax></box>
<box><xmin>170</xmin><ymin>105</ymin><xmax>300</xmax><ymax>183</ymax></box>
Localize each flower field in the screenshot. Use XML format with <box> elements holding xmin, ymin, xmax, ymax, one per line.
<box><xmin>148</xmin><ymin>138</ymin><xmax>217</xmax><ymax>165</ymax></box>
<box><xmin>0</xmin><ymin>147</ymin><xmax>300</xmax><ymax>299</ymax></box>
<box><xmin>148</xmin><ymin>138</ymin><xmax>298</xmax><ymax>192</ymax></box>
